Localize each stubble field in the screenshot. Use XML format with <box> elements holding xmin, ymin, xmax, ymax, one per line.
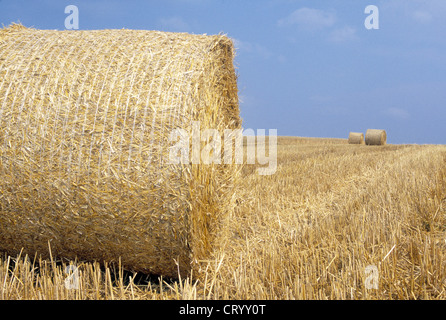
<box><xmin>1</xmin><ymin>136</ymin><xmax>445</xmax><ymax>300</ymax></box>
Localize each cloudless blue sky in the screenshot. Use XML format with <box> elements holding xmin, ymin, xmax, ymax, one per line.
<box><xmin>1</xmin><ymin>0</ymin><xmax>445</xmax><ymax>144</ymax></box>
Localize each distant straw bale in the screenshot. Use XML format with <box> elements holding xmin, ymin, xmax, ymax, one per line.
<box><xmin>365</xmin><ymin>129</ymin><xmax>387</xmax><ymax>146</ymax></box>
<box><xmin>0</xmin><ymin>25</ymin><xmax>241</xmax><ymax>278</ymax></box>
<box><xmin>348</xmin><ymin>132</ymin><xmax>365</xmax><ymax>145</ymax></box>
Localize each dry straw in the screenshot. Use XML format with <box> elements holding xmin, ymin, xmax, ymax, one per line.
<box><xmin>365</xmin><ymin>129</ymin><xmax>387</xmax><ymax>146</ymax></box>
<box><xmin>0</xmin><ymin>25</ymin><xmax>241</xmax><ymax>278</ymax></box>
<box><xmin>348</xmin><ymin>132</ymin><xmax>364</xmax><ymax>145</ymax></box>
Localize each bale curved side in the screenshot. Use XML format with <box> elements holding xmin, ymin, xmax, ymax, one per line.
<box><xmin>0</xmin><ymin>26</ymin><xmax>241</xmax><ymax>278</ymax></box>
<box><xmin>348</xmin><ymin>132</ymin><xmax>364</xmax><ymax>145</ymax></box>
<box><xmin>365</xmin><ymin>129</ymin><xmax>387</xmax><ymax>146</ymax></box>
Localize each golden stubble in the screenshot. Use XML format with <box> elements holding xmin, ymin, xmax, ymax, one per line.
<box><xmin>1</xmin><ymin>137</ymin><xmax>445</xmax><ymax>299</ymax></box>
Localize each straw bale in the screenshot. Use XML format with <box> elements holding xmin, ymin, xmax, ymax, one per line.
<box><xmin>365</xmin><ymin>129</ymin><xmax>387</xmax><ymax>146</ymax></box>
<box><xmin>0</xmin><ymin>25</ymin><xmax>241</xmax><ymax>278</ymax></box>
<box><xmin>348</xmin><ymin>132</ymin><xmax>364</xmax><ymax>145</ymax></box>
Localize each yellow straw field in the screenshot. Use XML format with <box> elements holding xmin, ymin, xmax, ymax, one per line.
<box><xmin>1</xmin><ymin>137</ymin><xmax>445</xmax><ymax>300</ymax></box>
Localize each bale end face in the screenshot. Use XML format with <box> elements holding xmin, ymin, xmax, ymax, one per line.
<box><xmin>365</xmin><ymin>129</ymin><xmax>387</xmax><ymax>146</ymax></box>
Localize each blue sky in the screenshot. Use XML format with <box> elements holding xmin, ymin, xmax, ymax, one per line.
<box><xmin>1</xmin><ymin>0</ymin><xmax>445</xmax><ymax>144</ymax></box>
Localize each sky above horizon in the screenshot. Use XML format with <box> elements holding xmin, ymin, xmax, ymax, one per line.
<box><xmin>1</xmin><ymin>0</ymin><xmax>445</xmax><ymax>144</ymax></box>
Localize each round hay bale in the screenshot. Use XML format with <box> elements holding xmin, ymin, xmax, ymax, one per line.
<box><xmin>365</xmin><ymin>129</ymin><xmax>387</xmax><ymax>146</ymax></box>
<box><xmin>348</xmin><ymin>132</ymin><xmax>364</xmax><ymax>145</ymax></box>
<box><xmin>0</xmin><ymin>25</ymin><xmax>241</xmax><ymax>278</ymax></box>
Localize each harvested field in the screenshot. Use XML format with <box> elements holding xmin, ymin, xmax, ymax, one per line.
<box><xmin>1</xmin><ymin>137</ymin><xmax>445</xmax><ymax>300</ymax></box>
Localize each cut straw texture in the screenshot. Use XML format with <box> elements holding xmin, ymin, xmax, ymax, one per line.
<box><xmin>365</xmin><ymin>129</ymin><xmax>387</xmax><ymax>146</ymax></box>
<box><xmin>0</xmin><ymin>25</ymin><xmax>241</xmax><ymax>278</ymax></box>
<box><xmin>348</xmin><ymin>132</ymin><xmax>364</xmax><ymax>145</ymax></box>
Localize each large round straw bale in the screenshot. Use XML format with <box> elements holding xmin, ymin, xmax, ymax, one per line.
<box><xmin>348</xmin><ymin>132</ymin><xmax>364</xmax><ymax>145</ymax></box>
<box><xmin>365</xmin><ymin>129</ymin><xmax>387</xmax><ymax>146</ymax></box>
<box><xmin>0</xmin><ymin>25</ymin><xmax>241</xmax><ymax>278</ymax></box>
